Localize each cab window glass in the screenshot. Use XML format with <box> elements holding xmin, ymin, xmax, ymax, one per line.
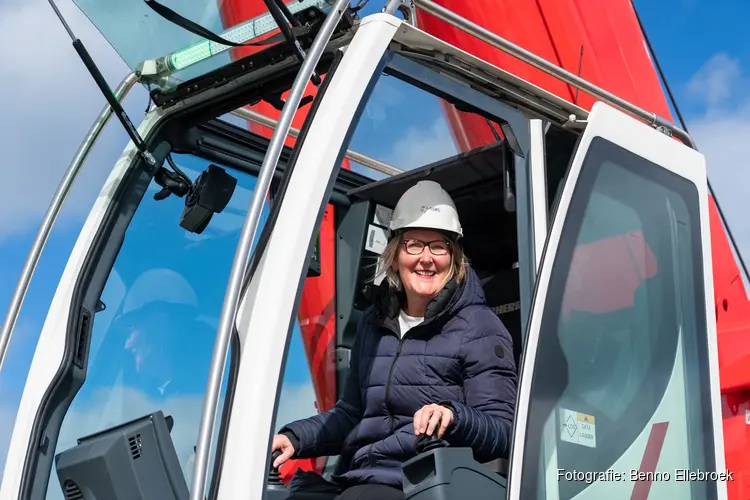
<box><xmin>273</xmin><ymin>320</ymin><xmax>330</xmax><ymax>476</ymax></box>
<box><xmin>348</xmin><ymin>72</ymin><xmax>456</xmax><ymax>177</ymax></box>
<box><xmin>342</xmin><ymin>62</ymin><xmax>522</xmax><ymax>279</ymax></box>
<box><xmin>331</xmin><ymin>56</ymin><xmax>532</xmax><ymax>380</ymax></box>
<box><xmin>46</xmin><ymin>154</ymin><xmax>271</xmax><ymax>498</ymax></box>
<box><xmin>346</xmin><ymin>69</ymin><xmax>503</xmax><ymax>180</ymax></box>
<box><xmin>276</xmin><ymin>326</ymin><xmax>321</xmax><ymax>423</ymax></box>
<box><xmin>521</xmin><ymin>138</ymin><xmax>714</xmax><ymax>499</ymax></box>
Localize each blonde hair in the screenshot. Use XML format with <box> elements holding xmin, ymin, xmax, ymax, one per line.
<box><xmin>373</xmin><ymin>231</ymin><xmax>468</xmax><ymax>292</ymax></box>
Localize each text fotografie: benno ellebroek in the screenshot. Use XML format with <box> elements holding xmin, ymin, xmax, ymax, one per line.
<box><xmin>558</xmin><ymin>469</ymin><xmax>734</xmax><ymax>483</ymax></box>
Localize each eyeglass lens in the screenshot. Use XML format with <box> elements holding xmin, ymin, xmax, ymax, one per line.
<box><xmin>404</xmin><ymin>239</ymin><xmax>449</xmax><ymax>255</ymax></box>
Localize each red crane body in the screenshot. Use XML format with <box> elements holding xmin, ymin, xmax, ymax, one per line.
<box><xmin>219</xmin><ymin>0</ymin><xmax>750</xmax><ymax>495</ymax></box>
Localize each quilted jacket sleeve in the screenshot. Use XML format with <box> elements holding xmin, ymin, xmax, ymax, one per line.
<box><xmin>440</xmin><ymin>309</ymin><xmax>517</xmax><ymax>462</ymax></box>
<box><xmin>278</xmin><ymin>315</ymin><xmax>366</xmax><ymax>459</ymax></box>
<box><xmin>368</xmin><ymin>422</ymin><xmax>417</xmax><ymax>463</ymax></box>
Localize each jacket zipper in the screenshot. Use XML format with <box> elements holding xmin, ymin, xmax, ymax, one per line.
<box><xmin>384</xmin><ymin>335</ymin><xmax>404</xmax><ymax>433</ymax></box>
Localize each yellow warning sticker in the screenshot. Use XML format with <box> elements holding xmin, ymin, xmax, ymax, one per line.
<box><xmin>577</xmin><ymin>413</ymin><xmax>595</xmax><ymax>424</ymax></box>
<box><xmin>560</xmin><ymin>408</ymin><xmax>596</xmax><ymax>448</ymax></box>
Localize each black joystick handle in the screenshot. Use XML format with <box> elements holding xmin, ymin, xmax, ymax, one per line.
<box><xmin>415</xmin><ymin>433</ymin><xmax>449</xmax><ymax>454</ymax></box>
<box><xmin>268</xmin><ymin>450</ymin><xmax>284</xmax><ymax>486</ymax></box>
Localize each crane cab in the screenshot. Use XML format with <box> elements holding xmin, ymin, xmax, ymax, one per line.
<box><xmin>0</xmin><ymin>4</ymin><xmax>726</xmax><ymax>500</ymax></box>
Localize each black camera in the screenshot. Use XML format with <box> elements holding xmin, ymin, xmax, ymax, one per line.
<box><xmin>179</xmin><ymin>164</ymin><xmax>238</xmax><ymax>234</ymax></box>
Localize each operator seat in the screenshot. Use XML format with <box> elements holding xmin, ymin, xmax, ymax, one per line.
<box><xmin>476</xmin><ymin>266</ymin><xmax>522</xmax><ymax>369</ymax></box>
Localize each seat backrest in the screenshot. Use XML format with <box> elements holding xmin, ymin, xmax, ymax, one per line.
<box><xmin>477</xmin><ymin>267</ymin><xmax>522</xmax><ymax>369</ymax></box>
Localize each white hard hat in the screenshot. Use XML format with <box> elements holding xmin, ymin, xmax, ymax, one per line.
<box><xmin>389</xmin><ymin>180</ymin><xmax>462</xmax><ymax>238</ymax></box>
<box><xmin>122</xmin><ymin>268</ymin><xmax>198</xmax><ymax>315</ymax></box>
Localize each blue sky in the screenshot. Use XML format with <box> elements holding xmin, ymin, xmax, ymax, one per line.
<box><xmin>1</xmin><ymin>0</ymin><xmax>749</xmax><ymax>492</ymax></box>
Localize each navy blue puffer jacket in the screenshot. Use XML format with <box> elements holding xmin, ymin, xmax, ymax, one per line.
<box><xmin>279</xmin><ymin>265</ymin><xmax>517</xmax><ymax>489</ymax></box>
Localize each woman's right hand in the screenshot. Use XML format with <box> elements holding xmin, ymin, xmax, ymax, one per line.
<box><xmin>271</xmin><ymin>434</ymin><xmax>295</xmax><ymax>468</ymax></box>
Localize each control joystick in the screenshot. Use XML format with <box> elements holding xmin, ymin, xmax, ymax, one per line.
<box><xmin>268</xmin><ymin>450</ymin><xmax>284</xmax><ymax>487</ymax></box>
<box><xmin>415</xmin><ymin>433</ymin><xmax>449</xmax><ymax>454</ymax></box>
<box><xmin>266</xmin><ymin>450</ymin><xmax>290</xmax><ymax>499</ymax></box>
<box><xmin>403</xmin><ymin>433</ymin><xmax>508</xmax><ymax>499</ymax></box>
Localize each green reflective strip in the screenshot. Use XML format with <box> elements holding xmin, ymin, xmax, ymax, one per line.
<box><xmin>167</xmin><ymin>0</ymin><xmax>332</xmax><ymax>72</ymax></box>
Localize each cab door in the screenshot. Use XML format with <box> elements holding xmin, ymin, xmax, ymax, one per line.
<box><xmin>508</xmin><ymin>102</ymin><xmax>726</xmax><ymax>500</ymax></box>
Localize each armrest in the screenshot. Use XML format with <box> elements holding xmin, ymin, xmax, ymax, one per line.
<box><xmin>482</xmin><ymin>458</ymin><xmax>509</xmax><ymax>478</ymax></box>
<box><xmin>401</xmin><ymin>436</ymin><xmax>507</xmax><ymax>500</ymax></box>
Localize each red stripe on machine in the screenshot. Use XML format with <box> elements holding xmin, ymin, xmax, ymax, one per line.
<box><xmin>630</xmin><ymin>422</ymin><xmax>669</xmax><ymax>500</ymax></box>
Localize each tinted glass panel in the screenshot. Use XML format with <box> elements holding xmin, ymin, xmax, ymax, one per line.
<box><xmin>520</xmin><ymin>138</ymin><xmax>714</xmax><ymax>500</ymax></box>
<box><xmin>45</xmin><ymin>155</ymin><xmax>271</xmax><ymax>499</ymax></box>
<box><xmin>73</xmin><ymin>0</ymin><xmax>335</xmax><ymax>90</ymax></box>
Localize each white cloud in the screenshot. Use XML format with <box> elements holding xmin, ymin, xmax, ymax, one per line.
<box><xmin>274</xmin><ymin>381</ymin><xmax>319</xmax><ymax>430</ymax></box>
<box><xmin>685</xmin><ymin>54</ymin><xmax>744</xmax><ymax>109</ymax></box>
<box><xmin>384</xmin><ymin>118</ymin><xmax>459</xmax><ymax>171</ymax></box>
<box><xmin>0</xmin><ymin>379</ymin><xmax>317</xmax><ymax>496</ymax></box>
<box><xmin>0</xmin><ymin>0</ymin><xmax>149</xmax><ymax>241</ymax></box>
<box><xmin>362</xmin><ymin>75</ymin><xmax>409</xmax><ymax>126</ymax></box>
<box><xmin>683</xmin><ymin>53</ymin><xmax>750</xmax><ymax>272</ymax></box>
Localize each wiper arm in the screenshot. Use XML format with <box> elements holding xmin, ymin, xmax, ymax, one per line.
<box><xmin>47</xmin><ymin>0</ymin><xmax>157</xmax><ymax>167</ymax></box>
<box><xmin>263</xmin><ymin>0</ymin><xmax>322</xmax><ymax>85</ymax></box>
<box><xmin>143</xmin><ymin>0</ymin><xmax>324</xmax><ymax>86</ymax></box>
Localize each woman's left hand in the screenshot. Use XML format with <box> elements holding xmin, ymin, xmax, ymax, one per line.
<box><xmin>414</xmin><ymin>403</ymin><xmax>454</xmax><ymax>438</ymax></box>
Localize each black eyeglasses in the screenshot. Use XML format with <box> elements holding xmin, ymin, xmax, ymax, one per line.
<box><xmin>402</xmin><ymin>238</ymin><xmax>451</xmax><ymax>256</ymax></box>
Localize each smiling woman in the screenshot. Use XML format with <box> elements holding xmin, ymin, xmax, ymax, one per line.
<box><xmin>269</xmin><ymin>178</ymin><xmax>517</xmax><ymax>499</ymax></box>
<box><xmin>374</xmin><ymin>180</ymin><xmax>468</xmax><ymax>318</ymax></box>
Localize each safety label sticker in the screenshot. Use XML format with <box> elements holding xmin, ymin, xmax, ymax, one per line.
<box><xmin>374</xmin><ymin>204</ymin><xmax>393</xmax><ymax>227</ymax></box>
<box><xmin>560</xmin><ymin>408</ymin><xmax>596</xmax><ymax>448</ymax></box>
<box><xmin>365</xmin><ymin>224</ymin><xmax>388</xmax><ymax>255</ymax></box>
